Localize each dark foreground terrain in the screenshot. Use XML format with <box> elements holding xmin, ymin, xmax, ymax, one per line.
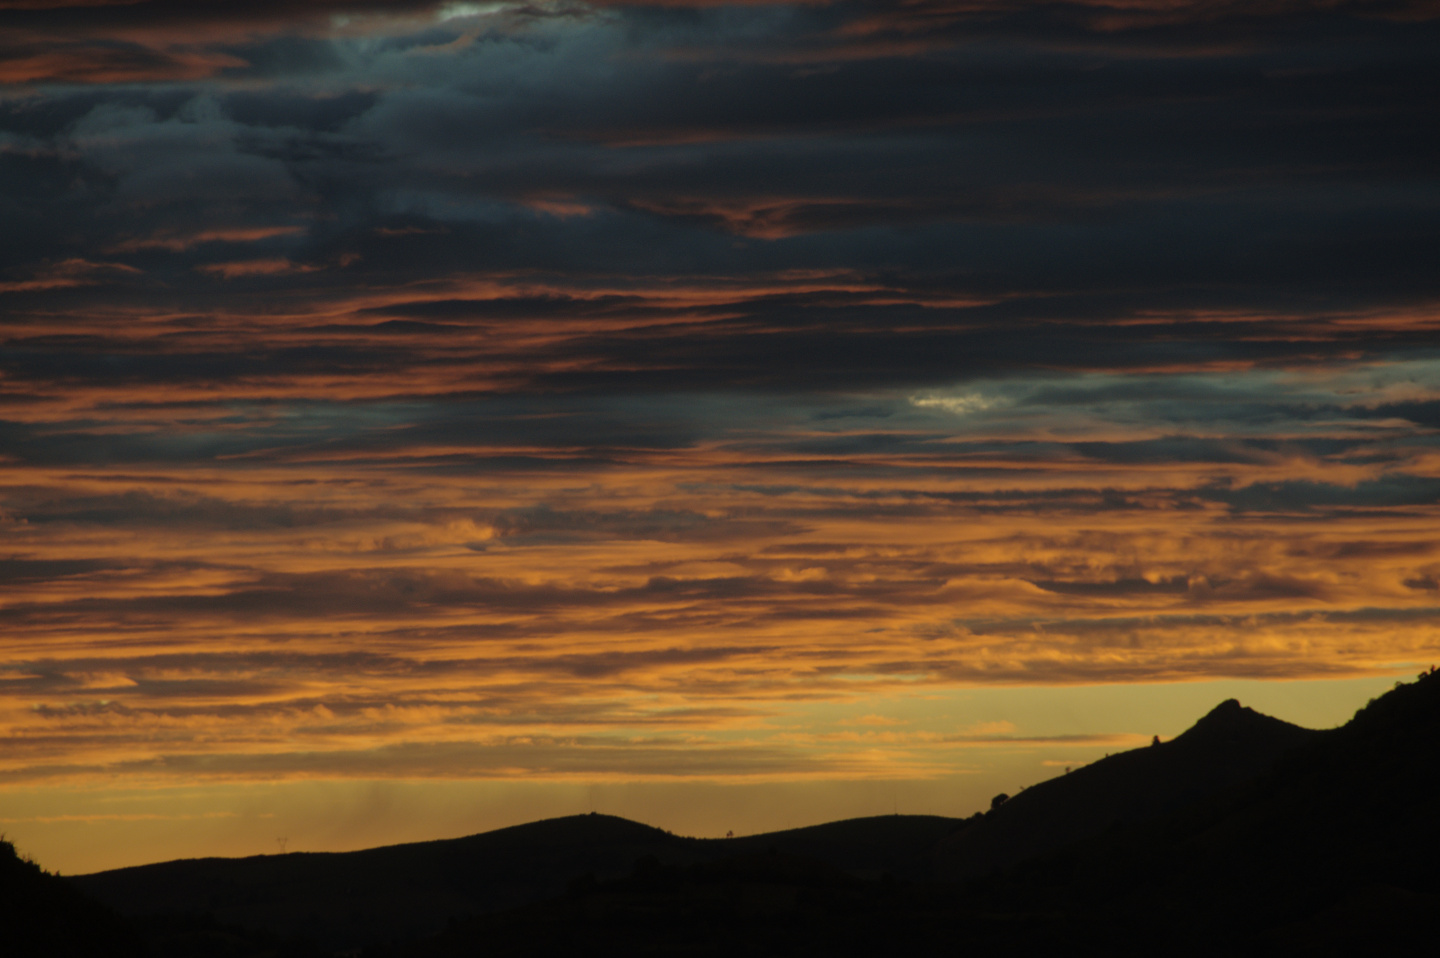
<box><xmin>15</xmin><ymin>668</ymin><xmax>1437</xmax><ymax>956</ymax></box>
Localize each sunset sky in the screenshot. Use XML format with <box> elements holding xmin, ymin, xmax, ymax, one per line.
<box><xmin>2</xmin><ymin>0</ymin><xmax>1438</xmax><ymax>874</ymax></box>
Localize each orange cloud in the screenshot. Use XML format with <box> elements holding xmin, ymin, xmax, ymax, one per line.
<box><xmin>111</xmin><ymin>226</ymin><xmax>306</xmax><ymax>253</ymax></box>
<box><xmin>196</xmin><ymin>259</ymin><xmax>320</xmax><ymax>278</ymax></box>
<box><xmin>0</xmin><ymin>258</ymin><xmax>140</xmax><ymax>292</ymax></box>
<box><xmin>0</xmin><ymin>48</ymin><xmax>249</xmax><ymax>85</ymax></box>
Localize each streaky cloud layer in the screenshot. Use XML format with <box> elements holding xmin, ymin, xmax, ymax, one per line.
<box><xmin>1</xmin><ymin>0</ymin><xmax>1438</xmax><ymax>831</ymax></box>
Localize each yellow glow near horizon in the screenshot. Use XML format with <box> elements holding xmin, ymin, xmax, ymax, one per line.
<box><xmin>0</xmin><ymin>675</ymin><xmax>1405</xmax><ymax>874</ymax></box>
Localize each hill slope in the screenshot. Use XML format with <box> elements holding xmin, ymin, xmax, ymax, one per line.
<box><xmin>67</xmin><ymin>675</ymin><xmax>1440</xmax><ymax>956</ymax></box>
<box><xmin>72</xmin><ymin>814</ymin><xmax>682</xmax><ymax>951</ymax></box>
<box><xmin>369</xmin><ymin>673</ymin><xmax>1440</xmax><ymax>957</ymax></box>
<box><xmin>935</xmin><ymin>697</ymin><xmax>1319</xmax><ymax>879</ymax></box>
<box><xmin>1010</xmin><ymin>668</ymin><xmax>1440</xmax><ymax>953</ymax></box>
<box><xmin>71</xmin><ymin>812</ymin><xmax>962</xmax><ymax>952</ymax></box>
<box><xmin>0</xmin><ymin>838</ymin><xmax>143</xmax><ymax>958</ymax></box>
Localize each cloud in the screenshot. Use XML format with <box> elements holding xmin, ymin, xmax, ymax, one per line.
<box><xmin>1201</xmin><ymin>476</ymin><xmax>1440</xmax><ymax>514</ymax></box>
<box><xmin>195</xmin><ymin>258</ymin><xmax>320</xmax><ymax>278</ymax></box>
<box><xmin>2</xmin><ymin>0</ymin><xmax>1439</xmax><ymax>795</ymax></box>
<box><xmin>910</xmin><ymin>392</ymin><xmax>1001</xmax><ymax>416</ymax></box>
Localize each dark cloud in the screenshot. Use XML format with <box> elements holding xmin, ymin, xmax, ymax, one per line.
<box><xmin>1201</xmin><ymin>476</ymin><xmax>1440</xmax><ymax>513</ymax></box>
<box><xmin>0</xmin><ymin>736</ymin><xmax>856</xmax><ymax>785</ymax></box>
<box><xmin>1029</xmin><ymin>576</ymin><xmax>1192</xmax><ymax>597</ymax></box>
<box><xmin>2</xmin><ymin>487</ymin><xmax>426</xmax><ymax>529</ymax></box>
<box><xmin>0</xmin><ymin>556</ymin><xmax>135</xmax><ymax>585</ymax></box>
<box><xmin>489</xmin><ymin>505</ymin><xmax>801</xmax><ymax>543</ymax></box>
<box><xmin>0</xmin><ymin>566</ymin><xmax>873</xmax><ymax>629</ymax></box>
<box><xmin>0</xmin><ymin>1</ymin><xmax>1434</xmax><ymax>342</ymax></box>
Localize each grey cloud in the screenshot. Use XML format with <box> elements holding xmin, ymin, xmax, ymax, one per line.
<box><xmin>956</xmin><ymin>605</ymin><xmax>1440</xmax><ymax>639</ymax></box>
<box><xmin>0</xmin><ymin>3</ymin><xmax>1434</xmax><ymax>339</ymax></box>
<box><xmin>1028</xmin><ymin>576</ymin><xmax>1192</xmax><ymax>597</ymax></box>
<box><xmin>0</xmin><ymin>566</ymin><xmax>858</xmax><ymax>628</ymax></box>
<box><xmin>0</xmin><ymin>645</ymin><xmax>777</xmax><ymax>707</ymax></box>
<box><xmin>0</xmin><ymin>556</ymin><xmax>128</xmax><ymax>584</ymax></box>
<box><xmin>3</xmin><ymin>487</ymin><xmax>426</xmax><ymax>529</ymax></box>
<box><xmin>1068</xmin><ymin>438</ymin><xmax>1293</xmax><ymax>465</ymax></box>
<box><xmin>0</xmin><ymin>736</ymin><xmax>855</xmax><ymax>786</ymax></box>
<box><xmin>489</xmin><ymin>505</ymin><xmax>801</xmax><ymax>543</ymax></box>
<box><xmin>1201</xmin><ymin>476</ymin><xmax>1440</xmax><ymax>513</ymax></box>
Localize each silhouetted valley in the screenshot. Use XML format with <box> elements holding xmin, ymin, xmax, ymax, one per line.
<box><xmin>28</xmin><ymin>670</ymin><xmax>1440</xmax><ymax>957</ymax></box>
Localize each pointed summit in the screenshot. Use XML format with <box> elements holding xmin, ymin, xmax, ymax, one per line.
<box><xmin>934</xmin><ymin>699</ymin><xmax>1321</xmax><ymax>880</ymax></box>
<box><xmin>1172</xmin><ymin>698</ymin><xmax>1315</xmax><ymax>753</ymax></box>
<box><xmin>1186</xmin><ymin>698</ymin><xmax>1285</xmax><ymax>732</ymax></box>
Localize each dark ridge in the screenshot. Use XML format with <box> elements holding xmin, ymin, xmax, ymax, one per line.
<box><xmin>69</xmin><ymin>812</ymin><xmax>962</xmax><ymax>953</ymax></box>
<box><xmin>720</xmin><ymin>813</ymin><xmax>963</xmax><ymax>878</ymax></box>
<box><xmin>366</xmin><ymin>847</ymin><xmax>935</xmax><ymax>958</ymax></box>
<box><xmin>70</xmin><ymin>814</ymin><xmax>683</xmax><ymax>952</ymax></box>
<box><xmin>933</xmin><ymin>696</ymin><xmax>1319</xmax><ymax>880</ymax></box>
<box><xmin>369</xmin><ymin>672</ymin><xmax>1440</xmax><ymax>958</ymax></box>
<box><xmin>0</xmin><ymin>837</ymin><xmax>143</xmax><ymax>958</ymax></box>
<box><xmin>55</xmin><ymin>672</ymin><xmax>1440</xmax><ymax>956</ymax></box>
<box><xmin>976</xmin><ymin>668</ymin><xmax>1440</xmax><ymax>954</ymax></box>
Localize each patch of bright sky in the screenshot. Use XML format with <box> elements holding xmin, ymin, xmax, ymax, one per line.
<box><xmin>437</xmin><ymin>2</ymin><xmax>511</xmax><ymax>20</ymax></box>
<box><xmin>904</xmin><ymin>361</ymin><xmax>1440</xmax><ymax>439</ymax></box>
<box><xmin>5</xmin><ymin>674</ymin><xmax>1402</xmax><ymax>875</ymax></box>
<box><xmin>787</xmin><ymin>674</ymin><xmax>1403</xmax><ymax>742</ymax></box>
<box><xmin>341</xmin><ymin>8</ymin><xmax>619</xmax><ymax>92</ymax></box>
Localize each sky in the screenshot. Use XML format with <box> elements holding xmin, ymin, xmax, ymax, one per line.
<box><xmin>1</xmin><ymin>0</ymin><xmax>1438</xmax><ymax>874</ymax></box>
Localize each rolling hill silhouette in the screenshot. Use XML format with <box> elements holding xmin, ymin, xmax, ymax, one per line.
<box><xmin>73</xmin><ymin>814</ymin><xmax>681</xmax><ymax>950</ymax></box>
<box><xmin>366</xmin><ymin>672</ymin><xmax>1440</xmax><ymax>957</ymax></box>
<box><xmin>1</xmin><ymin>837</ymin><xmax>142</xmax><ymax>958</ymax></box>
<box><xmin>71</xmin><ymin>810</ymin><xmax>962</xmax><ymax>952</ymax></box>
<box><xmin>61</xmin><ymin>670</ymin><xmax>1440</xmax><ymax>956</ymax></box>
<box><xmin>933</xmin><ymin>698</ymin><xmax>1319</xmax><ymax>879</ymax></box>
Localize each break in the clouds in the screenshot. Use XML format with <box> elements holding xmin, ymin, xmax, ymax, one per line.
<box><xmin>2</xmin><ymin>0</ymin><xmax>1440</xmax><ymax>791</ymax></box>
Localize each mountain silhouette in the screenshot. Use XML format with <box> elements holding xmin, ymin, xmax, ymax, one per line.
<box><xmin>370</xmin><ymin>674</ymin><xmax>1440</xmax><ymax>957</ymax></box>
<box><xmin>70</xmin><ymin>811</ymin><xmax>961</xmax><ymax>952</ymax></box>
<box><xmin>1004</xmin><ymin>668</ymin><xmax>1440</xmax><ymax>954</ymax></box>
<box><xmin>934</xmin><ymin>697</ymin><xmax>1319</xmax><ymax>879</ymax></box>
<box><xmin>0</xmin><ymin>838</ymin><xmax>143</xmax><ymax>958</ymax></box>
<box><xmin>57</xmin><ymin>671</ymin><xmax>1440</xmax><ymax>956</ymax></box>
<box><xmin>72</xmin><ymin>814</ymin><xmax>682</xmax><ymax>951</ymax></box>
